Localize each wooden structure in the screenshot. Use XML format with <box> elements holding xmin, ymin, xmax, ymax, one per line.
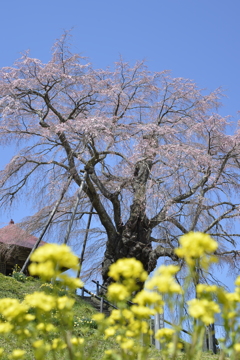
<box><xmin>0</xmin><ymin>220</ymin><xmax>46</xmax><ymax>275</ymax></box>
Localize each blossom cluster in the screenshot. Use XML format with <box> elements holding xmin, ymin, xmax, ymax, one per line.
<box><xmin>1</xmin><ymin>234</ymin><xmax>240</xmax><ymax>359</ymax></box>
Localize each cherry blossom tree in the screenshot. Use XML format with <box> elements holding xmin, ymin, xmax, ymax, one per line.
<box><xmin>1</xmin><ymin>34</ymin><xmax>240</xmax><ymax>286</ymax></box>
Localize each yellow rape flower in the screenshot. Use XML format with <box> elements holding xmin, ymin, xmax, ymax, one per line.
<box><xmin>104</xmin><ymin>327</ymin><xmax>116</xmax><ymax>339</ymax></box>
<box><xmin>130</xmin><ymin>305</ymin><xmax>155</xmax><ymax>319</ymax></box>
<box><xmin>57</xmin><ymin>296</ymin><xmax>75</xmax><ymax>310</ymax></box>
<box><xmin>105</xmin><ymin>350</ymin><xmax>114</xmax><ymax>356</ymax></box>
<box><xmin>10</xmin><ymin>349</ymin><xmax>26</xmax><ymax>359</ymax></box>
<box><xmin>127</xmin><ymin>319</ymin><xmax>149</xmax><ymax>335</ymax></box>
<box><xmin>33</xmin><ymin>340</ymin><xmax>44</xmax><ymax>348</ymax></box>
<box><xmin>51</xmin><ymin>338</ymin><xmax>67</xmax><ymax>350</ymax></box>
<box><xmin>29</xmin><ymin>261</ymin><xmax>56</xmax><ymax>280</ymax></box>
<box><xmin>146</xmin><ymin>266</ymin><xmax>182</xmax><ymax>295</ymax></box>
<box><xmin>226</xmin><ymin>292</ymin><xmax>240</xmax><ymax>302</ymax></box>
<box><xmin>108</xmin><ymin>258</ymin><xmax>147</xmax><ymax>282</ymax></box>
<box><xmin>235</xmin><ymin>276</ymin><xmax>240</xmax><ymax>286</ymax></box>
<box><xmin>159</xmin><ymin>265</ymin><xmax>180</xmax><ymax>276</ymax></box>
<box><xmin>0</xmin><ymin>298</ymin><xmax>28</xmax><ymax>321</ymax></box>
<box><xmin>0</xmin><ymin>322</ymin><xmax>13</xmax><ymax>333</ymax></box>
<box><xmin>108</xmin><ymin>309</ymin><xmax>122</xmax><ymax>325</ymax></box>
<box><xmin>58</xmin><ymin>274</ymin><xmax>83</xmax><ymax>289</ymax></box>
<box><xmin>119</xmin><ymin>338</ymin><xmax>134</xmax><ymax>350</ymax></box>
<box><xmin>175</xmin><ymin>232</ymin><xmax>218</xmax><ymax>267</ymax></box>
<box><xmin>196</xmin><ymin>284</ymin><xmax>218</xmax><ymax>294</ymax></box>
<box><xmin>70</xmin><ymin>337</ymin><xmax>84</xmax><ymax>345</ymax></box>
<box><xmin>24</xmin><ymin>292</ymin><xmax>56</xmax><ymax>312</ymax></box>
<box><xmin>133</xmin><ymin>289</ymin><xmax>163</xmax><ymax>307</ymax></box>
<box><xmin>188</xmin><ymin>298</ymin><xmax>220</xmax><ymax>325</ymax></box>
<box><xmin>107</xmin><ymin>283</ymin><xmax>130</xmax><ymax>302</ymax></box>
<box><xmin>36</xmin><ymin>323</ymin><xmax>56</xmax><ymax>332</ymax></box>
<box><xmin>24</xmin><ymin>314</ymin><xmax>35</xmax><ymax>321</ymax></box>
<box><xmin>31</xmin><ymin>243</ymin><xmax>79</xmax><ymax>269</ymax></box>
<box><xmin>234</xmin><ymin>344</ymin><xmax>240</xmax><ymax>352</ymax></box>
<box><xmin>122</xmin><ymin>308</ymin><xmax>134</xmax><ymax>320</ymax></box>
<box><xmin>155</xmin><ymin>328</ymin><xmax>175</xmax><ymax>342</ymax></box>
<box><xmin>92</xmin><ymin>313</ymin><xmax>105</xmax><ymax>322</ymax></box>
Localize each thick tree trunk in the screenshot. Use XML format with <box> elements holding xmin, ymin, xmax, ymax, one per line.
<box><xmin>101</xmin><ymin>211</ymin><xmax>157</xmax><ymax>289</ymax></box>
<box><xmin>100</xmin><ymin>159</ymin><xmax>158</xmax><ymax>290</ymax></box>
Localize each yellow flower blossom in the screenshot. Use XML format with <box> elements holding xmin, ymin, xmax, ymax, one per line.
<box><xmin>159</xmin><ymin>265</ymin><xmax>180</xmax><ymax>276</ymax></box>
<box><xmin>127</xmin><ymin>319</ymin><xmax>148</xmax><ymax>334</ymax></box>
<box><xmin>234</xmin><ymin>344</ymin><xmax>240</xmax><ymax>352</ymax></box>
<box><xmin>235</xmin><ymin>276</ymin><xmax>240</xmax><ymax>286</ymax></box>
<box><xmin>0</xmin><ymin>322</ymin><xmax>13</xmax><ymax>333</ymax></box>
<box><xmin>58</xmin><ymin>274</ymin><xmax>83</xmax><ymax>289</ymax></box>
<box><xmin>109</xmin><ymin>309</ymin><xmax>121</xmax><ymax>321</ymax></box>
<box><xmin>29</xmin><ymin>261</ymin><xmax>56</xmax><ymax>280</ymax></box>
<box><xmin>108</xmin><ymin>258</ymin><xmax>147</xmax><ymax>282</ymax></box>
<box><xmin>122</xmin><ymin>308</ymin><xmax>134</xmax><ymax>320</ymax></box>
<box><xmin>146</xmin><ymin>266</ymin><xmax>182</xmax><ymax>295</ymax></box>
<box><xmin>92</xmin><ymin>313</ymin><xmax>105</xmax><ymax>321</ymax></box>
<box><xmin>175</xmin><ymin>232</ymin><xmax>218</xmax><ymax>267</ymax></box>
<box><xmin>105</xmin><ymin>350</ymin><xmax>114</xmax><ymax>355</ymax></box>
<box><xmin>51</xmin><ymin>338</ymin><xmax>67</xmax><ymax>350</ymax></box>
<box><xmin>104</xmin><ymin>327</ymin><xmax>116</xmax><ymax>339</ymax></box>
<box><xmin>125</xmin><ymin>330</ymin><xmax>135</xmax><ymax>337</ymax></box>
<box><xmin>130</xmin><ymin>305</ymin><xmax>155</xmax><ymax>319</ymax></box>
<box><xmin>23</xmin><ymin>329</ymin><xmax>30</xmax><ymax>337</ymax></box>
<box><xmin>188</xmin><ymin>298</ymin><xmax>220</xmax><ymax>325</ymax></box>
<box><xmin>57</xmin><ymin>296</ymin><xmax>75</xmax><ymax>310</ymax></box>
<box><xmin>36</xmin><ymin>323</ymin><xmax>56</xmax><ymax>332</ymax></box>
<box><xmin>133</xmin><ymin>289</ymin><xmax>163</xmax><ymax>307</ymax></box>
<box><xmin>226</xmin><ymin>292</ymin><xmax>240</xmax><ymax>302</ymax></box>
<box><xmin>33</xmin><ymin>340</ymin><xmax>44</xmax><ymax>348</ymax></box>
<box><xmin>24</xmin><ymin>314</ymin><xmax>35</xmax><ymax>321</ymax></box>
<box><xmin>107</xmin><ymin>283</ymin><xmax>130</xmax><ymax>301</ymax></box>
<box><xmin>24</xmin><ymin>292</ymin><xmax>56</xmax><ymax>312</ymax></box>
<box><xmin>155</xmin><ymin>328</ymin><xmax>175</xmax><ymax>342</ymax></box>
<box><xmin>10</xmin><ymin>349</ymin><xmax>26</xmax><ymax>359</ymax></box>
<box><xmin>119</xmin><ymin>338</ymin><xmax>134</xmax><ymax>350</ymax></box>
<box><xmin>30</xmin><ymin>243</ymin><xmax>79</xmax><ymax>270</ymax></box>
<box><xmin>0</xmin><ymin>298</ymin><xmax>29</xmax><ymax>321</ymax></box>
<box><xmin>196</xmin><ymin>284</ymin><xmax>218</xmax><ymax>294</ymax></box>
<box><xmin>70</xmin><ymin>337</ymin><xmax>84</xmax><ymax>345</ymax></box>
<box><xmin>227</xmin><ymin>311</ymin><xmax>236</xmax><ymax>319</ymax></box>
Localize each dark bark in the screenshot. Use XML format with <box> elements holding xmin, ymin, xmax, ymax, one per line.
<box><xmin>101</xmin><ymin>204</ymin><xmax>157</xmax><ymax>289</ymax></box>
<box><xmin>100</xmin><ymin>159</ymin><xmax>159</xmax><ymax>288</ymax></box>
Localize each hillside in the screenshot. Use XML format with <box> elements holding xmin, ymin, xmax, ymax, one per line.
<box><xmin>0</xmin><ymin>273</ymin><xmax>117</xmax><ymax>359</ymax></box>
<box><xmin>0</xmin><ymin>273</ymin><xmax>220</xmax><ymax>360</ymax></box>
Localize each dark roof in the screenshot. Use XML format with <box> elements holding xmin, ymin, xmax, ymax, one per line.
<box><xmin>0</xmin><ymin>223</ymin><xmax>46</xmax><ymax>249</ymax></box>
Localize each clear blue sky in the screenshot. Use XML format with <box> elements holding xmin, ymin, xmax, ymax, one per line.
<box><xmin>1</xmin><ymin>0</ymin><xmax>239</xmax><ymax>223</ymax></box>
<box><xmin>0</xmin><ymin>1</ymin><xmax>240</xmax><ymax>288</ymax></box>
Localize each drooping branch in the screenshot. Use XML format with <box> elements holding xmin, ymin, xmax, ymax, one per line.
<box><xmin>0</xmin><ymin>34</ymin><xmax>240</xmax><ymax>283</ymax></box>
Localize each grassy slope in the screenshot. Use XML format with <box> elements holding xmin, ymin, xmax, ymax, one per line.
<box><xmin>0</xmin><ymin>274</ymin><xmax>219</xmax><ymax>360</ymax></box>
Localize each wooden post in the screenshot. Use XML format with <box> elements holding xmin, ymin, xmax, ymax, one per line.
<box><xmin>96</xmin><ymin>281</ymin><xmax>100</xmax><ymax>295</ymax></box>
<box><xmin>76</xmin><ymin>204</ymin><xmax>93</xmax><ymax>279</ymax></box>
<box><xmin>154</xmin><ymin>313</ymin><xmax>164</xmax><ymax>350</ymax></box>
<box><xmin>100</xmin><ymin>297</ymin><xmax>104</xmax><ymax>313</ymax></box>
<box><xmin>81</xmin><ymin>287</ymin><xmax>84</xmax><ymax>298</ymax></box>
<box><xmin>64</xmin><ymin>171</ymin><xmax>87</xmax><ymax>245</ymax></box>
<box><xmin>20</xmin><ymin>176</ymin><xmax>73</xmax><ymax>273</ymax></box>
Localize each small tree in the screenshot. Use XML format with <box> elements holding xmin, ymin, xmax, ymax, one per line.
<box><xmin>0</xmin><ymin>34</ymin><xmax>240</xmax><ymax>286</ymax></box>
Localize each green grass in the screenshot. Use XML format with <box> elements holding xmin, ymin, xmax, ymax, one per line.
<box><xmin>0</xmin><ymin>273</ymin><xmax>219</xmax><ymax>359</ymax></box>
<box><xmin>0</xmin><ymin>273</ymin><xmax>116</xmax><ymax>359</ymax></box>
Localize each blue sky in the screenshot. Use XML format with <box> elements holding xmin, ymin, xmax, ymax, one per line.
<box><xmin>1</xmin><ymin>0</ymin><xmax>240</xmax><ymax>222</ymax></box>
<box><xmin>0</xmin><ymin>0</ymin><xmax>239</xmax><ymax>290</ymax></box>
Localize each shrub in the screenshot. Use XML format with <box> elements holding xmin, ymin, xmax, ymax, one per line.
<box><xmin>11</xmin><ymin>265</ymin><xmax>27</xmax><ymax>283</ymax></box>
